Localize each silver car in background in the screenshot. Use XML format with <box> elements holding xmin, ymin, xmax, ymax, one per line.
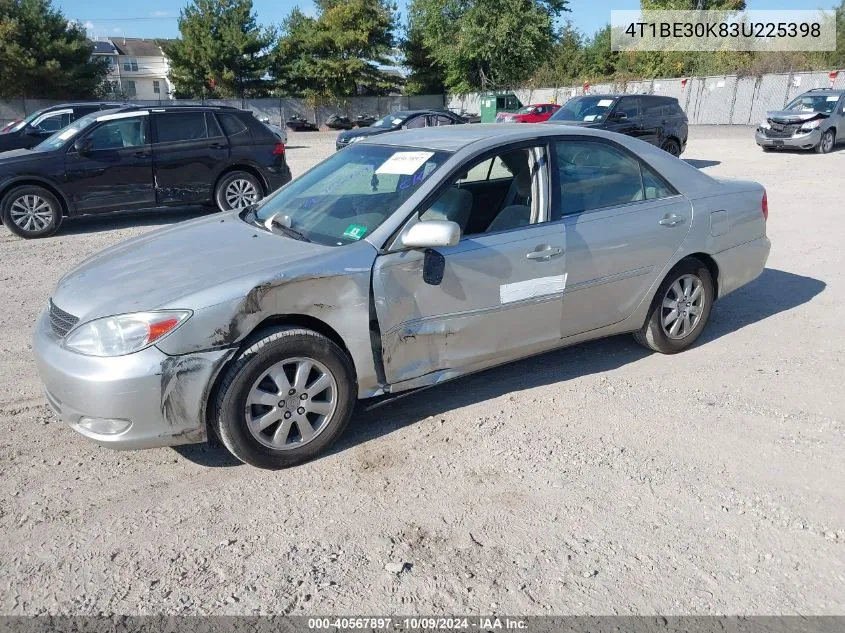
<box><xmin>34</xmin><ymin>125</ymin><xmax>770</xmax><ymax>468</ymax></box>
<box><xmin>756</xmin><ymin>89</ymin><xmax>845</xmax><ymax>154</ymax></box>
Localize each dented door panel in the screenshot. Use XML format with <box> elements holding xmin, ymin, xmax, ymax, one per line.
<box><xmin>373</xmin><ymin>223</ymin><xmax>567</xmax><ymax>386</ymax></box>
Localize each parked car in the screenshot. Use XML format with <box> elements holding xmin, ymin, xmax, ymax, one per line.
<box><xmin>286</xmin><ymin>115</ymin><xmax>319</xmax><ymax>132</ymax></box>
<box><xmin>1</xmin><ymin>119</ymin><xmax>22</xmax><ymax>134</ymax></box>
<box><xmin>755</xmin><ymin>89</ymin><xmax>844</xmax><ymax>154</ymax></box>
<box><xmin>496</xmin><ymin>103</ymin><xmax>561</xmax><ymax>123</ymax></box>
<box><xmin>0</xmin><ymin>105</ymin><xmax>291</xmax><ymax>238</ymax></box>
<box><xmin>354</xmin><ymin>114</ymin><xmax>376</xmax><ymax>127</ymax></box>
<box><xmin>335</xmin><ymin>110</ymin><xmax>466</xmax><ymax>150</ymax></box>
<box><xmin>0</xmin><ymin>102</ymin><xmax>127</xmax><ymax>152</ymax></box>
<box><xmin>34</xmin><ymin>124</ymin><xmax>770</xmax><ymax>468</ymax></box>
<box><xmin>547</xmin><ymin>94</ymin><xmax>688</xmax><ymax>157</ymax></box>
<box><xmin>326</xmin><ymin>115</ymin><xmax>356</xmax><ymax>130</ymax></box>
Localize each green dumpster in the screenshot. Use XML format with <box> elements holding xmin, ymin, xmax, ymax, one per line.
<box><xmin>479</xmin><ymin>92</ymin><xmax>523</xmax><ymax>123</ymax></box>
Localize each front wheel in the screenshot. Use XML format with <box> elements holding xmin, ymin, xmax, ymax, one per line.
<box><xmin>215</xmin><ymin>171</ymin><xmax>263</xmax><ymax>211</ymax></box>
<box><xmin>212</xmin><ymin>328</ymin><xmax>357</xmax><ymax>469</ymax></box>
<box><xmin>634</xmin><ymin>259</ymin><xmax>715</xmax><ymax>354</ymax></box>
<box><xmin>1</xmin><ymin>185</ymin><xmax>62</xmax><ymax>239</ymax></box>
<box><xmin>816</xmin><ymin>129</ymin><xmax>835</xmax><ymax>154</ymax></box>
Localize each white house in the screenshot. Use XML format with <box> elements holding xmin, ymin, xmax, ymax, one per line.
<box><xmin>92</xmin><ymin>38</ymin><xmax>173</xmax><ymax>101</ymax></box>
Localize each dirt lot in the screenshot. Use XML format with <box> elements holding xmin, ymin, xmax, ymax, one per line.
<box><xmin>0</xmin><ymin>126</ymin><xmax>843</xmax><ymax>616</ymax></box>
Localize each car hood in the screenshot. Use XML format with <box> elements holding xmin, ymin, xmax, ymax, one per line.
<box><xmin>337</xmin><ymin>126</ymin><xmax>392</xmax><ymax>142</ymax></box>
<box><xmin>51</xmin><ymin>212</ymin><xmax>333</xmax><ymax>324</ymax></box>
<box><xmin>0</xmin><ymin>147</ymin><xmax>48</xmax><ymax>165</ymax></box>
<box><xmin>766</xmin><ymin>110</ymin><xmax>829</xmax><ymax>123</ymax></box>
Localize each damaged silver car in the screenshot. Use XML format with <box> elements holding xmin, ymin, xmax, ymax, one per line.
<box><xmin>34</xmin><ymin>125</ymin><xmax>771</xmax><ymax>468</ymax></box>
<box><xmin>756</xmin><ymin>89</ymin><xmax>844</xmax><ymax>153</ymax></box>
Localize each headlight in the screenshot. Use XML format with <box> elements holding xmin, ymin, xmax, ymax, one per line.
<box><xmin>759</xmin><ymin>121</ymin><xmax>771</xmax><ymax>129</ymax></box>
<box><xmin>64</xmin><ymin>310</ymin><xmax>191</xmax><ymax>357</ymax></box>
<box><xmin>799</xmin><ymin>120</ymin><xmax>821</xmax><ymax>132</ymax></box>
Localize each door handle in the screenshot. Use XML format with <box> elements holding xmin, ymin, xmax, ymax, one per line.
<box><xmin>208</xmin><ymin>142</ymin><xmax>226</xmax><ymax>149</ymax></box>
<box><xmin>659</xmin><ymin>214</ymin><xmax>685</xmax><ymax>227</ymax></box>
<box><xmin>133</xmin><ymin>150</ymin><xmax>150</xmax><ymax>158</ymax></box>
<box><xmin>526</xmin><ymin>245</ymin><xmax>563</xmax><ymax>260</ymax></box>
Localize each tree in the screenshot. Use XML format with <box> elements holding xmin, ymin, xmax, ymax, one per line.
<box><xmin>0</xmin><ymin>0</ymin><xmax>108</xmax><ymax>99</ymax></box>
<box><xmin>408</xmin><ymin>0</ymin><xmax>569</xmax><ymax>93</ymax></box>
<box><xmin>400</xmin><ymin>17</ymin><xmax>445</xmax><ymax>95</ymax></box>
<box><xmin>641</xmin><ymin>0</ymin><xmax>744</xmax><ymax>8</ymax></box>
<box><xmin>164</xmin><ymin>0</ymin><xmax>274</xmax><ymax>99</ymax></box>
<box><xmin>531</xmin><ymin>21</ymin><xmax>586</xmax><ymax>87</ymax></box>
<box><xmin>271</xmin><ymin>0</ymin><xmax>400</xmax><ymax>103</ymax></box>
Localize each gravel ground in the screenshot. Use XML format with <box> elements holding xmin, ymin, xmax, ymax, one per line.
<box><xmin>0</xmin><ymin>126</ymin><xmax>843</xmax><ymax>616</ymax></box>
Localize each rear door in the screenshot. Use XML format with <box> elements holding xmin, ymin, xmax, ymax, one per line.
<box><xmin>552</xmin><ymin>137</ymin><xmax>692</xmax><ymax>338</ymax></box>
<box><xmin>151</xmin><ymin>110</ymin><xmax>229</xmax><ymax>204</ymax></box>
<box><xmin>639</xmin><ymin>97</ymin><xmax>664</xmax><ymax>146</ymax></box>
<box><xmin>64</xmin><ymin>112</ymin><xmax>155</xmax><ymax>212</ymax></box>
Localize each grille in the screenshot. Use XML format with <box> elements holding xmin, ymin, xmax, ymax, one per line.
<box><xmin>49</xmin><ymin>300</ymin><xmax>79</xmax><ymax>338</ymax></box>
<box><xmin>765</xmin><ymin>122</ymin><xmax>802</xmax><ymax>138</ymax></box>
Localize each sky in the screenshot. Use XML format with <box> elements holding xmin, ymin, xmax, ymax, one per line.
<box><xmin>59</xmin><ymin>0</ymin><xmax>840</xmax><ymax>43</ymax></box>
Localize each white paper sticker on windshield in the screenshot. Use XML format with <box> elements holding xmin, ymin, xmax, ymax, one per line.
<box><xmin>827</xmin><ymin>96</ymin><xmax>839</xmax><ymax>101</ymax></box>
<box><xmin>376</xmin><ymin>151</ymin><xmax>435</xmax><ymax>175</ymax></box>
<box><xmin>597</xmin><ymin>99</ymin><xmax>614</xmax><ymax>107</ymax></box>
<box><xmin>583</xmin><ymin>114</ymin><xmax>598</xmax><ymax>121</ymax></box>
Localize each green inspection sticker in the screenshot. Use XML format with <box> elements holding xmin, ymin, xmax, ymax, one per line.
<box><xmin>342</xmin><ymin>224</ymin><xmax>368</xmax><ymax>240</ymax></box>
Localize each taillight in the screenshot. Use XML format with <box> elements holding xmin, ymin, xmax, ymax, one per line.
<box><xmin>761</xmin><ymin>190</ymin><xmax>768</xmax><ymax>221</ymax></box>
<box><xmin>272</xmin><ymin>142</ymin><xmax>285</xmax><ymax>156</ymax></box>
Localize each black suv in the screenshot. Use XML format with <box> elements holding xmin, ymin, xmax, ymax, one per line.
<box><xmin>0</xmin><ymin>106</ymin><xmax>291</xmax><ymax>238</ymax></box>
<box><xmin>336</xmin><ymin>110</ymin><xmax>466</xmax><ymax>150</ymax></box>
<box><xmin>547</xmin><ymin>94</ymin><xmax>688</xmax><ymax>157</ymax></box>
<box><xmin>0</xmin><ymin>102</ymin><xmax>127</xmax><ymax>152</ymax></box>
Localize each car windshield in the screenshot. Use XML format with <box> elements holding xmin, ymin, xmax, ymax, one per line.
<box><xmin>784</xmin><ymin>94</ymin><xmax>839</xmax><ymax>114</ymax></box>
<box><xmin>515</xmin><ymin>106</ymin><xmax>537</xmax><ymax>114</ymax></box>
<box><xmin>34</xmin><ymin>112</ymin><xmax>100</xmax><ymax>151</ymax></box>
<box><xmin>253</xmin><ymin>144</ymin><xmax>450</xmax><ymax>246</ymax></box>
<box><xmin>549</xmin><ymin>97</ymin><xmax>617</xmax><ymax>122</ymax></box>
<box><xmin>371</xmin><ymin>112</ymin><xmax>408</xmax><ymax>128</ymax></box>
<box><xmin>3</xmin><ymin>109</ymin><xmax>46</xmax><ymax>134</ymax></box>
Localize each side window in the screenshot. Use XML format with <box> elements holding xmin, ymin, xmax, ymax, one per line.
<box><xmin>434</xmin><ymin>115</ymin><xmax>454</xmax><ymax>126</ymax></box>
<box><xmin>555</xmin><ymin>140</ymin><xmax>645</xmax><ymax>214</ymax></box>
<box><xmin>615</xmin><ymin>97</ymin><xmax>640</xmax><ymax>119</ymax></box>
<box><xmin>206</xmin><ymin>112</ymin><xmax>224</xmax><ymax>138</ymax></box>
<box><xmin>641</xmin><ymin>164</ymin><xmax>676</xmax><ymax>200</ymax></box>
<box><xmin>36</xmin><ymin>113</ymin><xmax>70</xmax><ymax>133</ymax></box>
<box><xmin>419</xmin><ymin>146</ymin><xmax>545</xmax><ymax>236</ymax></box>
<box><xmin>218</xmin><ymin>112</ymin><xmax>249</xmax><ymax>138</ymax></box>
<box><xmin>642</xmin><ymin>99</ymin><xmax>664</xmax><ymax>119</ymax></box>
<box><xmin>85</xmin><ymin>116</ymin><xmax>148</xmax><ymax>151</ymax></box>
<box><xmin>404</xmin><ymin>116</ymin><xmax>426</xmax><ymax>129</ymax></box>
<box><xmin>154</xmin><ymin>112</ymin><xmax>208</xmax><ymax>143</ymax></box>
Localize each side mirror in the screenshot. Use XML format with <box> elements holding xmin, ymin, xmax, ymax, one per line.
<box><xmin>73</xmin><ymin>138</ymin><xmax>92</xmax><ymax>155</ymax></box>
<box><xmin>402</xmin><ymin>220</ymin><xmax>461</xmax><ymax>249</ymax></box>
<box><xmin>612</xmin><ymin>111</ymin><xmax>628</xmax><ymax>122</ymax></box>
<box><xmin>25</xmin><ymin>126</ymin><xmax>42</xmax><ymax>137</ymax></box>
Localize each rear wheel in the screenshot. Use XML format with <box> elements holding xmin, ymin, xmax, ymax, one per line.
<box><xmin>634</xmin><ymin>259</ymin><xmax>714</xmax><ymax>354</ymax></box>
<box><xmin>660</xmin><ymin>138</ymin><xmax>681</xmax><ymax>157</ymax></box>
<box><xmin>816</xmin><ymin>129</ymin><xmax>835</xmax><ymax>154</ymax></box>
<box><xmin>1</xmin><ymin>185</ymin><xmax>62</xmax><ymax>239</ymax></box>
<box><xmin>213</xmin><ymin>327</ymin><xmax>356</xmax><ymax>469</ymax></box>
<box><xmin>215</xmin><ymin>171</ymin><xmax>263</xmax><ymax>211</ymax></box>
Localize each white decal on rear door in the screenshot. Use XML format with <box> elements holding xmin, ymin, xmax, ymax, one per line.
<box><xmin>500</xmin><ymin>274</ymin><xmax>568</xmax><ymax>304</ymax></box>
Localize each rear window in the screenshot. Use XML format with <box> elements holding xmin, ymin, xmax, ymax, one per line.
<box><xmin>664</xmin><ymin>101</ymin><xmax>685</xmax><ymax>116</ymax></box>
<box><xmin>154</xmin><ymin>112</ymin><xmax>212</xmax><ymax>142</ymax></box>
<box><xmin>218</xmin><ymin>112</ymin><xmax>249</xmax><ymax>138</ymax></box>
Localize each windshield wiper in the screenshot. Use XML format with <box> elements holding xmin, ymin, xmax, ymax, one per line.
<box><xmin>263</xmin><ymin>212</ymin><xmax>312</xmax><ymax>242</ymax></box>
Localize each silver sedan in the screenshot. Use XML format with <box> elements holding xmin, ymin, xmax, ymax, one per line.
<box><xmin>34</xmin><ymin>125</ymin><xmax>770</xmax><ymax>468</ymax></box>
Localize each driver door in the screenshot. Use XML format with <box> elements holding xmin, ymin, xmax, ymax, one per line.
<box><xmin>64</xmin><ymin>113</ymin><xmax>155</xmax><ymax>212</ymax></box>
<box><xmin>372</xmin><ymin>144</ymin><xmax>568</xmax><ymax>389</ymax></box>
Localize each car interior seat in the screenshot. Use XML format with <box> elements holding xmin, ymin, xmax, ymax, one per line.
<box><xmin>420</xmin><ymin>186</ymin><xmax>473</xmax><ymax>232</ymax></box>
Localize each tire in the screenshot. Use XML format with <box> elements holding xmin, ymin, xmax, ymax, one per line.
<box><xmin>214</xmin><ymin>171</ymin><xmax>264</xmax><ymax>212</ymax></box>
<box><xmin>212</xmin><ymin>327</ymin><xmax>357</xmax><ymax>469</ymax></box>
<box><xmin>660</xmin><ymin>138</ymin><xmax>681</xmax><ymax>157</ymax></box>
<box><xmin>634</xmin><ymin>258</ymin><xmax>715</xmax><ymax>354</ymax></box>
<box><xmin>816</xmin><ymin>129</ymin><xmax>835</xmax><ymax>154</ymax></box>
<box><xmin>1</xmin><ymin>185</ymin><xmax>62</xmax><ymax>239</ymax></box>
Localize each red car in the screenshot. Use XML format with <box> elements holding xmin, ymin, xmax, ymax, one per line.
<box><xmin>496</xmin><ymin>103</ymin><xmax>561</xmax><ymax>123</ymax></box>
<box><xmin>0</xmin><ymin>118</ymin><xmax>22</xmax><ymax>134</ymax></box>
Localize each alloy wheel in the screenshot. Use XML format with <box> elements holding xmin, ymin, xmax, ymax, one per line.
<box><xmin>9</xmin><ymin>194</ymin><xmax>53</xmax><ymax>232</ymax></box>
<box><xmin>244</xmin><ymin>357</ymin><xmax>338</xmax><ymax>450</ymax></box>
<box><xmin>822</xmin><ymin>131</ymin><xmax>834</xmax><ymax>153</ymax></box>
<box><xmin>225</xmin><ymin>179</ymin><xmax>259</xmax><ymax>209</ymax></box>
<box><xmin>661</xmin><ymin>274</ymin><xmax>705</xmax><ymax>340</ymax></box>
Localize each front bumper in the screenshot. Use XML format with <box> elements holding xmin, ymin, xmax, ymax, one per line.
<box><xmin>755</xmin><ymin>127</ymin><xmax>821</xmax><ymax>149</ymax></box>
<box><xmin>33</xmin><ymin>308</ymin><xmax>234</xmax><ymax>450</ymax></box>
